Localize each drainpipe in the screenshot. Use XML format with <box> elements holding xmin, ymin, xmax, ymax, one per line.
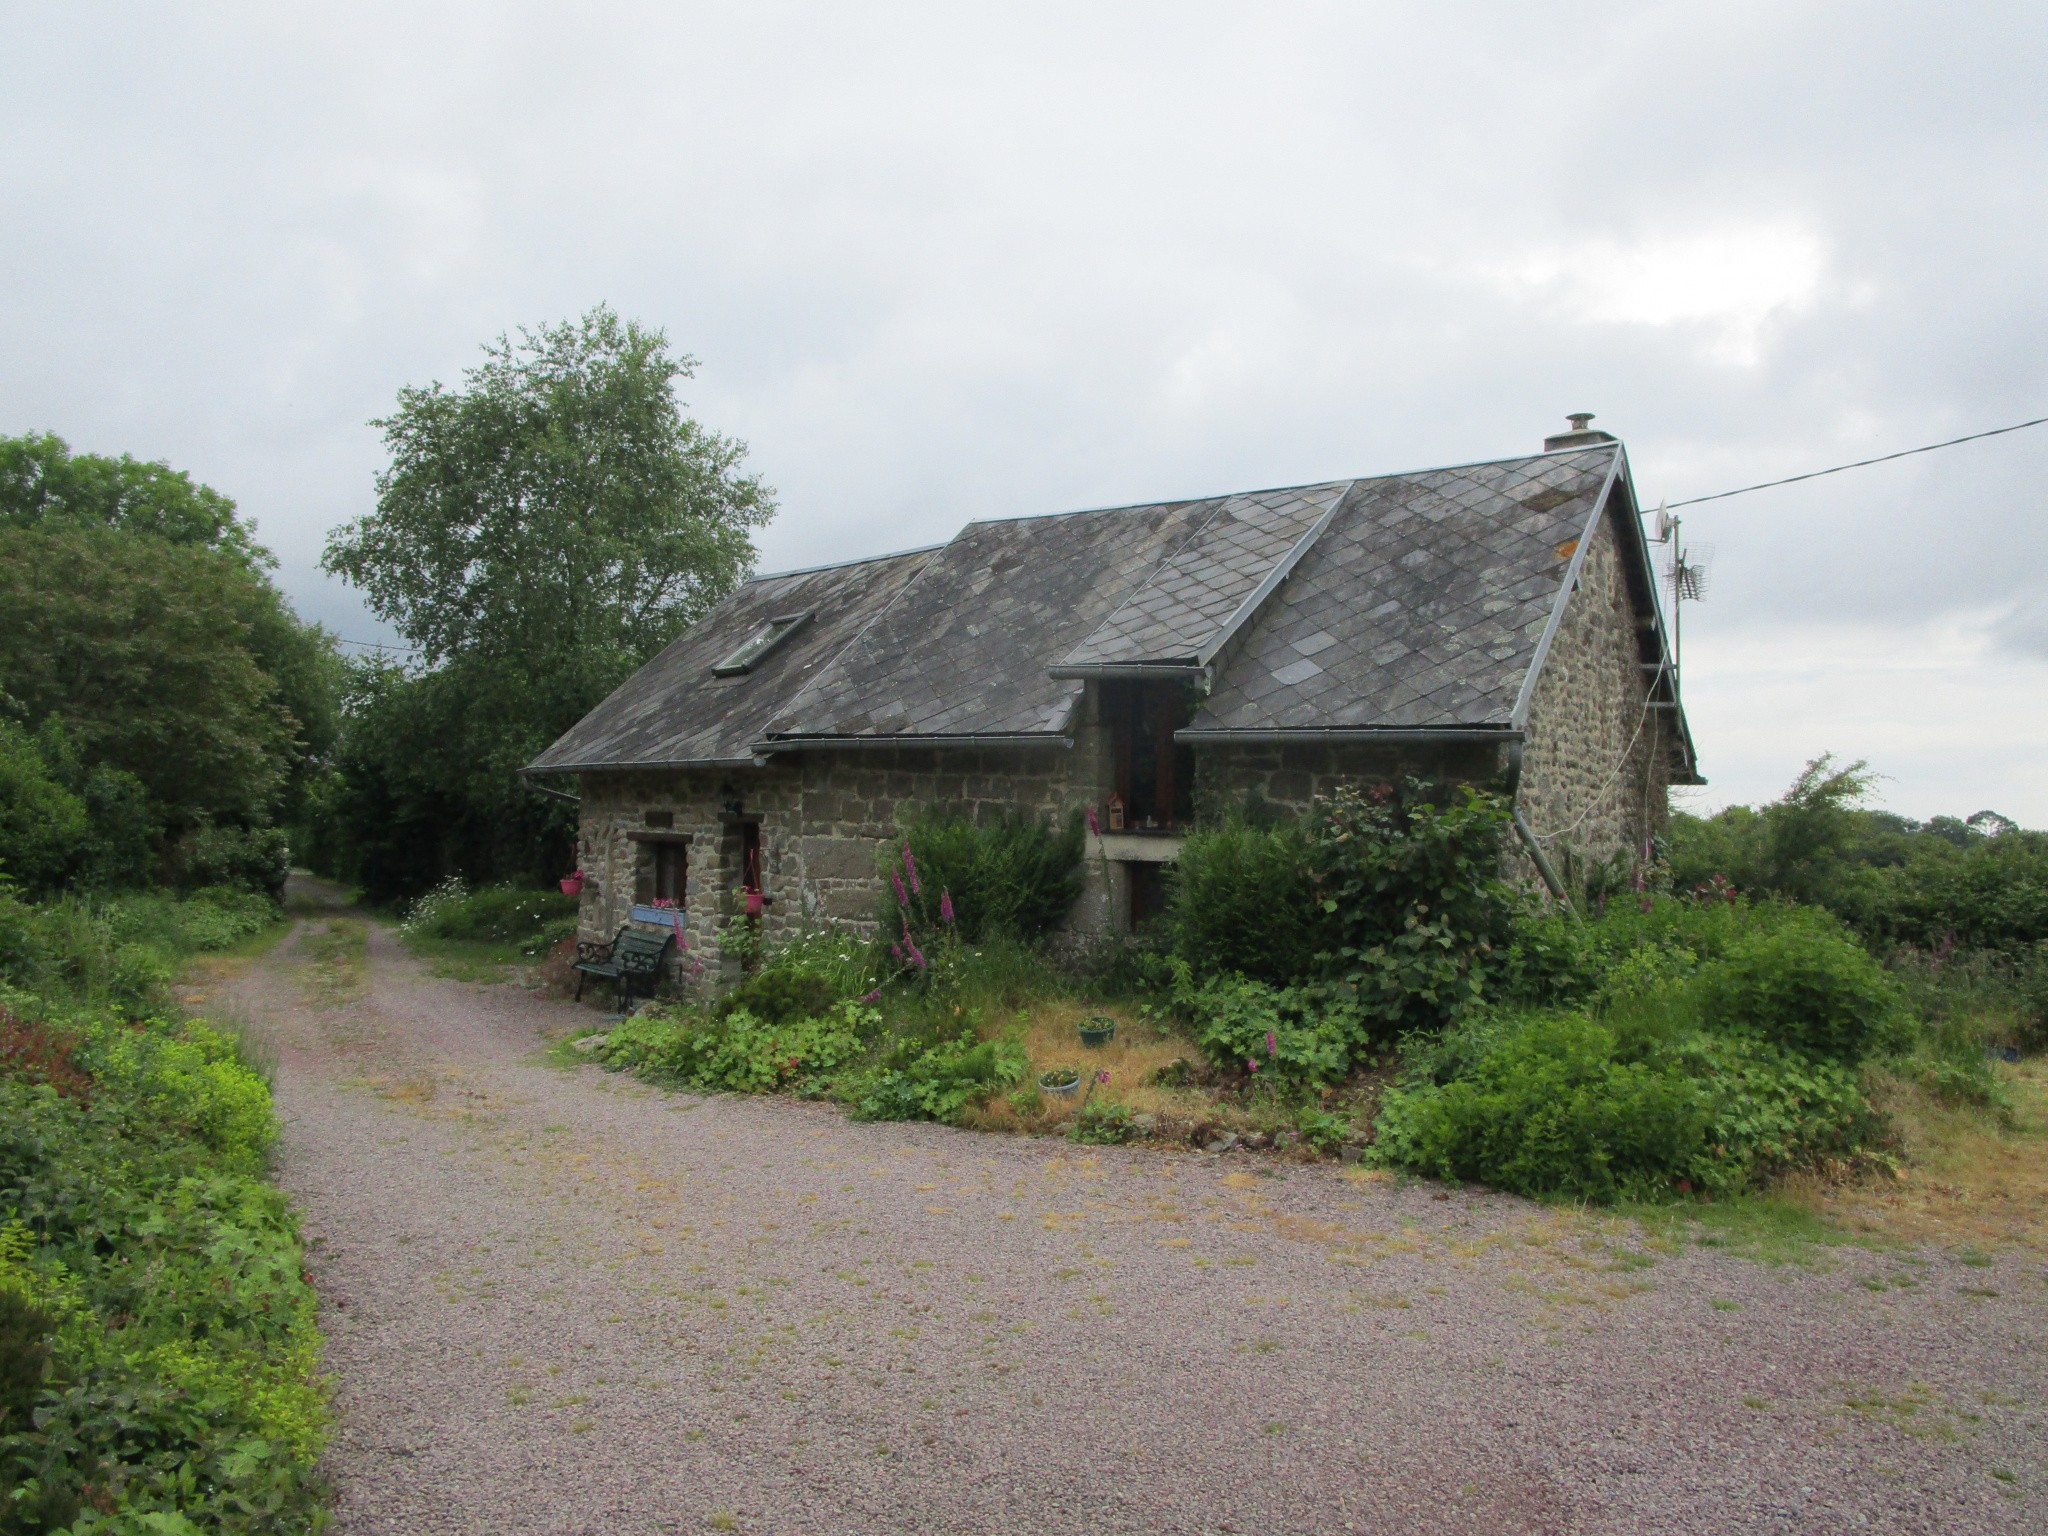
<box><xmin>1505</xmin><ymin>739</ymin><xmax>1576</xmax><ymax>918</ymax></box>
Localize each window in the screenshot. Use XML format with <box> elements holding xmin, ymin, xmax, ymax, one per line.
<box><xmin>1104</xmin><ymin>681</ymin><xmax>1197</xmax><ymax>829</ymax></box>
<box><xmin>650</xmin><ymin>842</ymin><xmax>686</xmax><ymax>905</ymax></box>
<box><xmin>712</xmin><ymin>612</ymin><xmax>813</xmax><ymax>676</ymax></box>
<box><xmin>1127</xmin><ymin>862</ymin><xmax>1166</xmax><ymax>930</ymax></box>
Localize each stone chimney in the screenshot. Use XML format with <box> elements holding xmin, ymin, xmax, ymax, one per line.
<box><xmin>1544</xmin><ymin>412</ymin><xmax>1619</xmax><ymax>451</ymax></box>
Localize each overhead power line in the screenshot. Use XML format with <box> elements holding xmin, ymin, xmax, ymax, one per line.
<box><xmin>1665</xmin><ymin>412</ymin><xmax>2048</xmax><ymax>508</ymax></box>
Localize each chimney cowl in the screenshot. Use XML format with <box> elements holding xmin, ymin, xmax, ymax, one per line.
<box><xmin>1544</xmin><ymin>412</ymin><xmax>1619</xmax><ymax>451</ymax></box>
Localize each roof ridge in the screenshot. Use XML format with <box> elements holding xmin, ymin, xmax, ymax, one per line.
<box><xmin>748</xmin><ymin>542</ymin><xmax>947</xmax><ymax>582</ymax></box>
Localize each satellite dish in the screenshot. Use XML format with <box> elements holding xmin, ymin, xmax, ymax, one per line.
<box><xmin>1650</xmin><ymin>501</ymin><xmax>1674</xmax><ymax>544</ymax></box>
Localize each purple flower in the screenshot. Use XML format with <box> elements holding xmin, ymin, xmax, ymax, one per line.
<box><xmin>939</xmin><ymin>888</ymin><xmax>955</xmax><ymax>924</ymax></box>
<box><xmin>908</xmin><ymin>941</ymin><xmax>928</xmax><ymax>969</ymax></box>
<box><xmin>890</xmin><ymin>940</ymin><xmax>904</xmax><ymax>961</ymax></box>
<box><xmin>1265</xmin><ymin>1029</ymin><xmax>1277</xmax><ymax>1057</ymax></box>
<box><xmin>860</xmin><ymin>987</ymin><xmax>882</xmax><ymax>1004</ymax></box>
<box><xmin>904</xmin><ymin>842</ymin><xmax>920</xmax><ymax>895</ymax></box>
<box><xmin>892</xmin><ymin>870</ymin><xmax>908</xmax><ymax>908</ymax></box>
<box><xmin>1086</xmin><ymin>804</ymin><xmax>1101</xmax><ymax>836</ymax></box>
<box><xmin>1095</xmin><ymin>1069</ymin><xmax>1110</xmax><ymax>1085</ymax></box>
<box><xmin>1247</xmin><ymin>1057</ymin><xmax>1260</xmax><ymax>1073</ymax></box>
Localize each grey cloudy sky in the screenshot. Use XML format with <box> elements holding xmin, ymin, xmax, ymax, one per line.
<box><xmin>5</xmin><ymin>2</ymin><xmax>2045</xmax><ymax>821</ymax></box>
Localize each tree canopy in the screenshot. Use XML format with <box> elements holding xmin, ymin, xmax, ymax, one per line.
<box><xmin>0</xmin><ymin>433</ymin><xmax>339</xmax><ymax>894</ymax></box>
<box><xmin>310</xmin><ymin>307</ymin><xmax>774</xmax><ymax>898</ymax></box>
<box><xmin>323</xmin><ymin>305</ymin><xmax>771</xmax><ymax>677</ymax></box>
<box><xmin>0</xmin><ymin>430</ymin><xmax>267</xmax><ymax>569</ymax></box>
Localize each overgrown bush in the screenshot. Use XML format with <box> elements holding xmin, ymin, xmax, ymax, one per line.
<box><xmin>0</xmin><ymin>989</ymin><xmax>322</xmax><ymax>1531</ymax></box>
<box><xmin>882</xmin><ymin>810</ymin><xmax>1084</xmax><ymax>943</ymax></box>
<box><xmin>1375</xmin><ymin>1012</ymin><xmax>1710</xmax><ymax>1201</ymax></box>
<box><xmin>1171</xmin><ymin>965</ymin><xmax>1364</xmax><ymax>1091</ymax></box>
<box><xmin>1166</xmin><ymin>819</ymin><xmax>1328</xmax><ymax>984</ymax></box>
<box><xmin>1308</xmin><ymin>781</ymin><xmax>1519</xmax><ymax>1037</ymax></box>
<box><xmin>400</xmin><ymin>878</ymin><xmax>578</xmax><ymax>955</ymax></box>
<box><xmin>838</xmin><ymin>1032</ymin><xmax>1029</xmax><ymax>1124</ymax></box>
<box><xmin>602</xmin><ymin>999</ymin><xmax>875</xmax><ymax>1096</ymax></box>
<box><xmin>1374</xmin><ymin>1006</ymin><xmax>1877</xmax><ymax>1202</ymax></box>
<box><xmin>1695</xmin><ymin>918</ymin><xmax>1900</xmax><ymax>1064</ymax></box>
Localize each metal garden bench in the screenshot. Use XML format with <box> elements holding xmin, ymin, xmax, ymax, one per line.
<box><xmin>572</xmin><ymin>924</ymin><xmax>675</xmax><ymax>1010</ymax></box>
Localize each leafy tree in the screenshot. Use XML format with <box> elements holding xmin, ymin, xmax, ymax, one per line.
<box><xmin>0</xmin><ymin>430</ymin><xmax>264</xmax><ymax>568</ymax></box>
<box><xmin>315</xmin><ymin>307</ymin><xmax>774</xmax><ymax>896</ymax></box>
<box><xmin>0</xmin><ymin>527</ymin><xmax>292</xmax><ymax>827</ymax></box>
<box><xmin>0</xmin><ymin>434</ymin><xmax>337</xmax><ymax>891</ymax></box>
<box><xmin>1668</xmin><ymin>755</ymin><xmax>2047</xmax><ymax>955</ymax></box>
<box><xmin>324</xmin><ymin>305</ymin><xmax>770</xmax><ymax>675</ymax></box>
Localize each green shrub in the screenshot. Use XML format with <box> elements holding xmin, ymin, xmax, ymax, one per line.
<box><xmin>1309</xmin><ymin>781</ymin><xmax>1519</xmax><ymax>1037</ymax></box>
<box><xmin>1696</xmin><ymin>918</ymin><xmax>1899</xmax><ymax>1063</ymax></box>
<box><xmin>839</xmin><ymin>1032</ymin><xmax>1028</xmax><ymax>1124</ymax></box>
<box><xmin>1374</xmin><ymin>1012</ymin><xmax>1710</xmax><ymax>1202</ymax></box>
<box><xmin>882</xmin><ymin>810</ymin><xmax>1083</xmax><ymax>944</ymax></box>
<box><xmin>1676</xmin><ymin>1032</ymin><xmax>1875</xmax><ymax>1184</ymax></box>
<box><xmin>1172</xmin><ymin>966</ymin><xmax>1362</xmax><ymax>1091</ymax></box>
<box><xmin>603</xmin><ymin>998</ymin><xmax>876</xmax><ymax>1096</ymax></box>
<box><xmin>167</xmin><ymin>822</ymin><xmax>291</xmax><ymax>897</ymax></box>
<box><xmin>1068</xmin><ymin>1096</ymin><xmax>1133</xmax><ymax>1144</ymax></box>
<box><xmin>0</xmin><ymin>723</ymin><xmax>91</xmax><ymax>896</ymax></box>
<box><xmin>0</xmin><ymin>1002</ymin><xmax>324</xmax><ymax>1533</ymax></box>
<box><xmin>1166</xmin><ymin>819</ymin><xmax>1328</xmax><ymax>984</ymax></box>
<box><xmin>1374</xmin><ymin>1001</ymin><xmax>1883</xmax><ymax>1203</ymax></box>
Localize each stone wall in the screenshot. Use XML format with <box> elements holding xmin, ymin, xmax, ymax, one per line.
<box><xmin>573</xmin><ymin>712</ymin><xmax>1119</xmax><ymax>984</ymax></box>
<box><xmin>1515</xmin><ymin>507</ymin><xmax>1672</xmax><ymax>882</ymax></box>
<box><xmin>1192</xmin><ymin>739</ymin><xmax>1509</xmax><ymax>821</ymax></box>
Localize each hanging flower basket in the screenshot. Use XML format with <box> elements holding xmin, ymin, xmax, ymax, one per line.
<box><xmin>560</xmin><ymin>871</ymin><xmax>586</xmax><ymax>896</ymax></box>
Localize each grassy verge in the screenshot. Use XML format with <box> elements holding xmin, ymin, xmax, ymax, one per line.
<box><xmin>0</xmin><ymin>884</ymin><xmax>325</xmax><ymax>1533</ymax></box>
<box><xmin>393</xmin><ymin>879</ymin><xmax>576</xmax><ymax>986</ymax></box>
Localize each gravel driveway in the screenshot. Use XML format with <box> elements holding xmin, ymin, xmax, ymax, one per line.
<box><xmin>231</xmin><ymin>883</ymin><xmax>2046</xmax><ymax>1535</ymax></box>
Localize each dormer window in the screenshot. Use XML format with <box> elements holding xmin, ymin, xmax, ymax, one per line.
<box><xmin>712</xmin><ymin>612</ymin><xmax>812</xmax><ymax>676</ymax></box>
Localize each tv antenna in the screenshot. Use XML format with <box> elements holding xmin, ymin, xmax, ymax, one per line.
<box><xmin>1647</xmin><ymin>502</ymin><xmax>1711</xmax><ymax>681</ymax></box>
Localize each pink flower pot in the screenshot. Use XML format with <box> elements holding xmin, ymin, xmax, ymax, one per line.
<box><xmin>560</xmin><ymin>877</ymin><xmax>585</xmax><ymax>896</ymax></box>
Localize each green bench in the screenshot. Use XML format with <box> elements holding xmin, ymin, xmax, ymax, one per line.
<box><xmin>572</xmin><ymin>924</ymin><xmax>676</xmax><ymax>1010</ymax></box>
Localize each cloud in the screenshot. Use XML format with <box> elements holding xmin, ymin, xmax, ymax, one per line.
<box><xmin>1481</xmin><ymin>222</ymin><xmax>1832</xmax><ymax>366</ymax></box>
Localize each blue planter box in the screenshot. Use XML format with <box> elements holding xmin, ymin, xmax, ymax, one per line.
<box><xmin>629</xmin><ymin>904</ymin><xmax>686</xmax><ymax>928</ymax></box>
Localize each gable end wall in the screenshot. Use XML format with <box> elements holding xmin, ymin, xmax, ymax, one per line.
<box><xmin>1515</xmin><ymin>508</ymin><xmax>1671</xmax><ymax>879</ymax></box>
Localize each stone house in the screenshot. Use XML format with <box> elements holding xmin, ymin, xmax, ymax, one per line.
<box><xmin>528</xmin><ymin>419</ymin><xmax>1701</xmax><ymax>971</ymax></box>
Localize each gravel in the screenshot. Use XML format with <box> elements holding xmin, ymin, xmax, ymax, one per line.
<box><xmin>237</xmin><ymin>885</ymin><xmax>2047</xmax><ymax>1535</ymax></box>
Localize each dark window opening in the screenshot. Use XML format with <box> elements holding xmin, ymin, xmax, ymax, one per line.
<box><xmin>650</xmin><ymin>842</ymin><xmax>687</xmax><ymax>905</ymax></box>
<box><xmin>1105</xmin><ymin>681</ymin><xmax>1197</xmax><ymax>829</ymax></box>
<box><xmin>1127</xmin><ymin>862</ymin><xmax>1166</xmax><ymax>930</ymax></box>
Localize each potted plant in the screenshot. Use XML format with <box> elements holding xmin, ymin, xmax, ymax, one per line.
<box><xmin>1078</xmin><ymin>1014</ymin><xmax>1117</xmax><ymax>1048</ymax></box>
<box><xmin>1038</xmin><ymin>1065</ymin><xmax>1083</xmax><ymax>1099</ymax></box>
<box><xmin>560</xmin><ymin>869</ymin><xmax>586</xmax><ymax>896</ymax></box>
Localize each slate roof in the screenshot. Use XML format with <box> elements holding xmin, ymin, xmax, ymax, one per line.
<box><xmin>1055</xmin><ymin>482</ymin><xmax>1350</xmax><ymax>671</ymax></box>
<box><xmin>527</xmin><ymin>548</ymin><xmax>935</xmax><ymax>771</ymax></box>
<box><xmin>531</xmin><ymin>442</ymin><xmax>1686</xmax><ymax>773</ymax></box>
<box><xmin>1193</xmin><ymin>449</ymin><xmax>1618</xmax><ymax>733</ymax></box>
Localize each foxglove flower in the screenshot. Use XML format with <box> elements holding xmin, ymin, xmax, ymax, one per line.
<box><xmin>939</xmin><ymin>888</ymin><xmax>955</xmax><ymax>924</ymax></box>
<box><xmin>1266</xmin><ymin>1029</ymin><xmax>1277</xmax><ymax>1057</ymax></box>
<box><xmin>860</xmin><ymin>987</ymin><xmax>882</xmax><ymax>1004</ymax></box>
<box><xmin>1086</xmin><ymin>805</ymin><xmax>1101</xmax><ymax>836</ymax></box>
<box><xmin>892</xmin><ymin>870</ymin><xmax>908</xmax><ymax>908</ymax></box>
<box><xmin>890</xmin><ymin>941</ymin><xmax>904</xmax><ymax>961</ymax></box>
<box><xmin>904</xmin><ymin>842</ymin><xmax>921</xmax><ymax>895</ymax></box>
<box><xmin>908</xmin><ymin>941</ymin><xmax>928</xmax><ymax>969</ymax></box>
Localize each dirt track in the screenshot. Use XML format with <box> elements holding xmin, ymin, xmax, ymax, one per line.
<box><xmin>225</xmin><ymin>880</ymin><xmax>2047</xmax><ymax>1534</ymax></box>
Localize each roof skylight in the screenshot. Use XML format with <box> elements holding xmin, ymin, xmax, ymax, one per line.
<box><xmin>712</xmin><ymin>612</ymin><xmax>812</xmax><ymax>676</ymax></box>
